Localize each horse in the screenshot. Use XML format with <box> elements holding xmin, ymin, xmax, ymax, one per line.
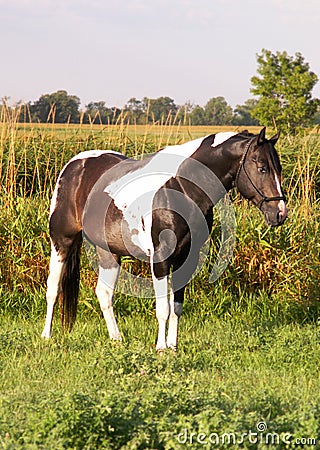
<box><xmin>41</xmin><ymin>127</ymin><xmax>287</xmax><ymax>351</ymax></box>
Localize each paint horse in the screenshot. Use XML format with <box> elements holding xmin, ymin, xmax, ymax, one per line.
<box><xmin>42</xmin><ymin>128</ymin><xmax>287</xmax><ymax>351</ymax></box>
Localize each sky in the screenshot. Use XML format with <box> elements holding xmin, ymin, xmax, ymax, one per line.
<box><xmin>1</xmin><ymin>0</ymin><xmax>320</xmax><ymax>110</ymax></box>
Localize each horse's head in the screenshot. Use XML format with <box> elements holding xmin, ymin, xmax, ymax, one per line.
<box><xmin>235</xmin><ymin>127</ymin><xmax>288</xmax><ymax>227</ymax></box>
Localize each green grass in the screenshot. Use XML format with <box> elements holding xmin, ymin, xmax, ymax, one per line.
<box><xmin>1</xmin><ymin>310</ymin><xmax>320</xmax><ymax>449</ymax></box>
<box><xmin>1</xmin><ymin>117</ymin><xmax>320</xmax><ymax>448</ymax></box>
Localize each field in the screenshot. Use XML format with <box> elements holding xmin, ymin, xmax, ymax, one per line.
<box><xmin>1</xmin><ymin>113</ymin><xmax>320</xmax><ymax>448</ymax></box>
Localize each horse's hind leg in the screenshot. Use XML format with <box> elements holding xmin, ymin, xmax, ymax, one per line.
<box><xmin>41</xmin><ymin>242</ymin><xmax>64</xmax><ymax>338</ymax></box>
<box><xmin>95</xmin><ymin>248</ymin><xmax>121</xmax><ymax>341</ymax></box>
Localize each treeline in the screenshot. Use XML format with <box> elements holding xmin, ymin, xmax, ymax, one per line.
<box><xmin>2</xmin><ymin>50</ymin><xmax>320</xmax><ymax>129</ymax></box>
<box><xmin>3</xmin><ymin>90</ymin><xmax>261</xmax><ymax>126</ymax></box>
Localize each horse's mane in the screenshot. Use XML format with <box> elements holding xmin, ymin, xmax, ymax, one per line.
<box><xmin>236</xmin><ymin>130</ymin><xmax>282</xmax><ymax>173</ymax></box>
<box><xmin>236</xmin><ymin>130</ymin><xmax>255</xmax><ymax>139</ymax></box>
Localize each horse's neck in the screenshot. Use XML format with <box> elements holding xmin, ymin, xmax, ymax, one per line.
<box><xmin>193</xmin><ymin>143</ymin><xmax>244</xmax><ymax>193</ymax></box>
<box><xmin>171</xmin><ymin>159</ymin><xmax>231</xmax><ymax>215</ymax></box>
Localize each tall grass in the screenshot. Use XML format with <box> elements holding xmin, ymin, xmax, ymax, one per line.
<box><xmin>0</xmin><ymin>106</ymin><xmax>319</xmax><ymax>321</ymax></box>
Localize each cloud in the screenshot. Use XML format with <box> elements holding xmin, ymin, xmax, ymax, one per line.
<box><xmin>271</xmin><ymin>0</ymin><xmax>320</xmax><ymax>23</ymax></box>
<box><xmin>0</xmin><ymin>0</ymin><xmax>219</xmax><ymax>27</ymax></box>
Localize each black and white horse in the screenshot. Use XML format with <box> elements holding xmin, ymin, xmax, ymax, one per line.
<box><xmin>42</xmin><ymin>128</ymin><xmax>287</xmax><ymax>351</ymax></box>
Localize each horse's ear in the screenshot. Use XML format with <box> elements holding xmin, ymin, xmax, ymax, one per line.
<box><xmin>269</xmin><ymin>131</ymin><xmax>280</xmax><ymax>146</ymax></box>
<box><xmin>257</xmin><ymin>127</ymin><xmax>266</xmax><ymax>145</ymax></box>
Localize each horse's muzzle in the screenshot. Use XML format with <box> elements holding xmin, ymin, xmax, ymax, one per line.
<box><xmin>263</xmin><ymin>200</ymin><xmax>288</xmax><ymax>227</ymax></box>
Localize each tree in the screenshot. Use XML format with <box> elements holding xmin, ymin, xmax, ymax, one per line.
<box><xmin>189</xmin><ymin>105</ymin><xmax>206</xmax><ymax>125</ymax></box>
<box><xmin>175</xmin><ymin>101</ymin><xmax>194</xmax><ymax>125</ymax></box>
<box><xmin>251</xmin><ymin>49</ymin><xmax>319</xmax><ymax>131</ymax></box>
<box><xmin>232</xmin><ymin>99</ymin><xmax>260</xmax><ymax>126</ymax></box>
<box><xmin>313</xmin><ymin>105</ymin><xmax>320</xmax><ymax>125</ymax></box>
<box><xmin>124</xmin><ymin>97</ymin><xmax>146</xmax><ymax>124</ymax></box>
<box><xmin>145</xmin><ymin>96</ymin><xmax>178</xmax><ymax>123</ymax></box>
<box><xmin>31</xmin><ymin>90</ymin><xmax>80</xmax><ymax>123</ymax></box>
<box><xmin>204</xmin><ymin>97</ymin><xmax>233</xmax><ymax>125</ymax></box>
<box><xmin>84</xmin><ymin>101</ymin><xmax>116</xmax><ymax>124</ymax></box>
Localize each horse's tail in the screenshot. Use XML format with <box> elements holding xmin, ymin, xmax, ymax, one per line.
<box><xmin>60</xmin><ymin>233</ymin><xmax>83</xmax><ymax>332</ymax></box>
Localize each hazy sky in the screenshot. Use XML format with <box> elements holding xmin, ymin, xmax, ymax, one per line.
<box><xmin>1</xmin><ymin>0</ymin><xmax>320</xmax><ymax>109</ymax></box>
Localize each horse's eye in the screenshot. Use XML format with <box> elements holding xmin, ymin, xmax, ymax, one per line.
<box><xmin>258</xmin><ymin>166</ymin><xmax>267</xmax><ymax>174</ymax></box>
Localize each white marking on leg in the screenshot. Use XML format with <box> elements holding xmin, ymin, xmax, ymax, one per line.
<box><xmin>167</xmin><ymin>288</ymin><xmax>183</xmax><ymax>351</ymax></box>
<box><xmin>96</xmin><ymin>266</ymin><xmax>122</xmax><ymax>341</ymax></box>
<box><xmin>152</xmin><ymin>272</ymin><xmax>169</xmax><ymax>351</ymax></box>
<box><xmin>41</xmin><ymin>243</ymin><xmax>64</xmax><ymax>338</ymax></box>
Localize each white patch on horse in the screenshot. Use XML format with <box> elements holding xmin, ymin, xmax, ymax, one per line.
<box><xmin>211</xmin><ymin>132</ymin><xmax>237</xmax><ymax>148</ymax></box>
<box><xmin>50</xmin><ymin>181</ymin><xmax>61</xmax><ymax>216</ymax></box>
<box><xmin>104</xmin><ymin>137</ymin><xmax>207</xmax><ymax>255</ymax></box>
<box><xmin>50</xmin><ymin>150</ymin><xmax>122</xmax><ymax>216</ymax></box>
<box><xmin>70</xmin><ymin>149</ymin><xmax>122</xmax><ymax>162</ymax></box>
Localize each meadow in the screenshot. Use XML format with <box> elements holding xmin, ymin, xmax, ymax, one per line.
<box><xmin>0</xmin><ymin>109</ymin><xmax>320</xmax><ymax>448</ymax></box>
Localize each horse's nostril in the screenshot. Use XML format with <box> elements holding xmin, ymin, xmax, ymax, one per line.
<box><xmin>277</xmin><ymin>211</ymin><xmax>286</xmax><ymax>224</ymax></box>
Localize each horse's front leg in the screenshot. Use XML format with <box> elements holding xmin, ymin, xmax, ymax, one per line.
<box><xmin>166</xmin><ymin>287</ymin><xmax>184</xmax><ymax>352</ymax></box>
<box><xmin>166</xmin><ymin>245</ymin><xmax>199</xmax><ymax>351</ymax></box>
<box><xmin>152</xmin><ymin>273</ymin><xmax>169</xmax><ymax>351</ymax></box>
<box><xmin>151</xmin><ymin>228</ymin><xmax>178</xmax><ymax>351</ymax></box>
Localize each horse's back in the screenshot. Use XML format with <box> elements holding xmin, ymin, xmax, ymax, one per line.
<box><xmin>49</xmin><ymin>150</ymin><xmax>127</xmax><ymax>244</ymax></box>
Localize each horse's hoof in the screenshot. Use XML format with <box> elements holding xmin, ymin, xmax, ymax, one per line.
<box><xmin>168</xmin><ymin>345</ymin><xmax>177</xmax><ymax>353</ymax></box>
<box><xmin>156</xmin><ymin>346</ymin><xmax>177</xmax><ymax>356</ymax></box>
<box><xmin>156</xmin><ymin>347</ymin><xmax>167</xmax><ymax>356</ymax></box>
<box><xmin>41</xmin><ymin>331</ymin><xmax>51</xmax><ymax>339</ymax></box>
<box><xmin>110</xmin><ymin>337</ymin><xmax>122</xmax><ymax>347</ymax></box>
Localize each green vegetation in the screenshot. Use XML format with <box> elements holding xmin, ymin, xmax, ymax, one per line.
<box><xmin>1</xmin><ymin>314</ymin><xmax>320</xmax><ymax>449</ymax></box>
<box><xmin>1</xmin><ymin>113</ymin><xmax>320</xmax><ymax>448</ymax></box>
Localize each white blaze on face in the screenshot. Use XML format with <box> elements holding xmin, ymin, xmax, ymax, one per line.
<box><xmin>105</xmin><ymin>133</ymin><xmax>237</xmax><ymax>256</ymax></box>
<box><xmin>274</xmin><ymin>173</ymin><xmax>288</xmax><ymax>220</ymax></box>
